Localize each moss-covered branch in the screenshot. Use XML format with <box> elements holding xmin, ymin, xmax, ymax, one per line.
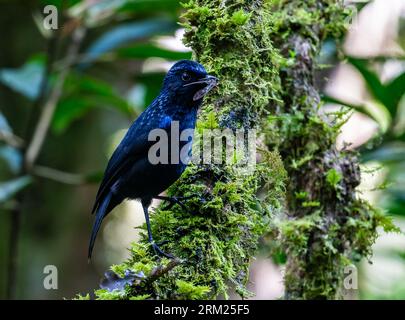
<box><xmin>88</xmin><ymin>0</ymin><xmax>286</xmax><ymax>300</ymax></box>
<box><xmin>264</xmin><ymin>0</ymin><xmax>397</xmax><ymax>299</ymax></box>
<box><xmin>80</xmin><ymin>0</ymin><xmax>397</xmax><ymax>301</ymax></box>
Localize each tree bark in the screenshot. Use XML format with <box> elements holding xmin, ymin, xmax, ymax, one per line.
<box><xmin>83</xmin><ymin>0</ymin><xmax>393</xmax><ymax>300</ymax></box>
<box><xmin>267</xmin><ymin>1</ymin><xmax>392</xmax><ymax>299</ymax></box>
<box><xmin>89</xmin><ymin>0</ymin><xmax>286</xmax><ymax>300</ymax></box>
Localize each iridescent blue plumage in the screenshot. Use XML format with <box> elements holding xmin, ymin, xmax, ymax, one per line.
<box><xmin>89</xmin><ymin>60</ymin><xmax>218</xmax><ymax>259</ymax></box>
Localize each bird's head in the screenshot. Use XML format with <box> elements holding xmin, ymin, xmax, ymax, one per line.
<box><xmin>163</xmin><ymin>60</ymin><xmax>218</xmax><ymax>106</ymax></box>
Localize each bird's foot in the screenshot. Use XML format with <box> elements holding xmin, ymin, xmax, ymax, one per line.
<box><xmin>156</xmin><ymin>195</ymin><xmax>204</xmax><ymax>211</ymax></box>
<box><xmin>162</xmin><ymin>197</ymin><xmax>187</xmax><ymax>210</ymax></box>
<box><xmin>156</xmin><ymin>239</ymin><xmax>170</xmax><ymax>246</ymax></box>
<box><xmin>150</xmin><ymin>241</ymin><xmax>173</xmax><ymax>259</ymax></box>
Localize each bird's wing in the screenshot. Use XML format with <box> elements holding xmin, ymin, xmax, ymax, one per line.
<box><xmin>91</xmin><ymin>105</ymin><xmax>158</xmax><ymax>214</ymax></box>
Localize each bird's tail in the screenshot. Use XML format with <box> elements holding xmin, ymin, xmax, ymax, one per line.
<box><xmin>88</xmin><ymin>192</ymin><xmax>112</xmax><ymax>260</ymax></box>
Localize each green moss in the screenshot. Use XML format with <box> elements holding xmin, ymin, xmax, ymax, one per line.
<box><xmin>129</xmin><ymin>294</ymin><xmax>151</xmax><ymax>300</ymax></box>
<box><xmin>92</xmin><ymin>154</ymin><xmax>285</xmax><ymax>300</ymax></box>
<box><xmin>95</xmin><ymin>289</ymin><xmax>126</xmax><ymax>300</ymax></box>
<box><xmin>90</xmin><ymin>0</ymin><xmax>287</xmax><ymax>300</ymax></box>
<box><xmin>326</xmin><ymin>168</ymin><xmax>342</xmax><ymax>189</ymax></box>
<box><xmin>295</xmin><ymin>191</ymin><xmax>308</xmax><ymax>200</ymax></box>
<box><xmin>231</xmin><ymin>9</ymin><xmax>251</xmax><ymax>26</ymax></box>
<box><xmin>176</xmin><ymin>280</ymin><xmax>211</xmax><ymax>299</ymax></box>
<box><xmin>302</xmin><ymin>201</ymin><xmax>321</xmax><ymax>208</ymax></box>
<box><xmin>86</xmin><ymin>0</ymin><xmax>392</xmax><ymax>301</ymax></box>
<box><xmin>181</xmin><ymin>0</ymin><xmax>284</xmax><ymax>129</ymax></box>
<box><xmin>279</xmin><ymin>198</ymin><xmax>399</xmax><ymax>299</ymax></box>
<box><xmin>73</xmin><ymin>293</ymin><xmax>90</xmax><ymax>300</ymax></box>
<box><xmin>279</xmin><ymin>213</ymin><xmax>321</xmax><ymax>252</ymax></box>
<box><xmin>263</xmin><ymin>0</ymin><xmax>397</xmax><ymax>299</ymax></box>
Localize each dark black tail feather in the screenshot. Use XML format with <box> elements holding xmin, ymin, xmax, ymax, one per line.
<box><xmin>88</xmin><ymin>192</ymin><xmax>112</xmax><ymax>260</ymax></box>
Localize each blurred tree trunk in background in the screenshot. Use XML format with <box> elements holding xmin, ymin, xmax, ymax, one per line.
<box><xmin>266</xmin><ymin>1</ymin><xmax>394</xmax><ymax>299</ymax></box>
<box><xmin>90</xmin><ymin>0</ymin><xmax>287</xmax><ymax>300</ymax></box>
<box><xmin>1</xmin><ymin>0</ymin><xmax>396</xmax><ymax>300</ymax></box>
<box><xmin>87</xmin><ymin>0</ymin><xmax>394</xmax><ymax>300</ymax></box>
<box><xmin>0</xmin><ymin>0</ymin><xmax>185</xmax><ymax>299</ymax></box>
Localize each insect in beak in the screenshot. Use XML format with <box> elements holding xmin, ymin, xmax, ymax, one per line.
<box><xmin>183</xmin><ymin>75</ymin><xmax>219</xmax><ymax>101</ymax></box>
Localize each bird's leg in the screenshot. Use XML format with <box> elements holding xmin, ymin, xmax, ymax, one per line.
<box><xmin>142</xmin><ymin>203</ymin><xmax>173</xmax><ymax>259</ymax></box>
<box><xmin>154</xmin><ymin>195</ymin><xmax>196</xmax><ymax>210</ymax></box>
<box><xmin>156</xmin><ymin>239</ymin><xmax>170</xmax><ymax>246</ymax></box>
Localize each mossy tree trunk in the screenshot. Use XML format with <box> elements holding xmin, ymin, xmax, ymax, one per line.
<box><xmin>90</xmin><ymin>0</ymin><xmax>286</xmax><ymax>300</ymax></box>
<box><xmin>266</xmin><ymin>1</ymin><xmax>393</xmax><ymax>299</ymax></box>
<box><xmin>81</xmin><ymin>0</ymin><xmax>393</xmax><ymax>300</ymax></box>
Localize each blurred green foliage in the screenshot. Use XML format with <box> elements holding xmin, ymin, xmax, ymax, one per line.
<box><xmin>321</xmin><ymin>8</ymin><xmax>405</xmax><ymax>300</ymax></box>
<box><xmin>0</xmin><ymin>0</ymin><xmax>189</xmax><ymax>299</ymax></box>
<box><xmin>0</xmin><ymin>0</ymin><xmax>404</xmax><ymax>300</ymax></box>
<box><xmin>324</xmin><ymin>54</ymin><xmax>405</xmax><ymax>220</ymax></box>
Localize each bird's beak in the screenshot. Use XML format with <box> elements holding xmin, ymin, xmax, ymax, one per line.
<box><xmin>183</xmin><ymin>75</ymin><xmax>219</xmax><ymax>87</ymax></box>
<box><xmin>189</xmin><ymin>75</ymin><xmax>219</xmax><ymax>101</ymax></box>
<box><xmin>200</xmin><ymin>75</ymin><xmax>219</xmax><ymax>86</ymax></box>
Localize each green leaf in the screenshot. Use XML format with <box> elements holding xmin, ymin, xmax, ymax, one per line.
<box><xmin>80</xmin><ymin>18</ymin><xmax>177</xmax><ymax>67</ymax></box>
<box><xmin>0</xmin><ymin>112</ymin><xmax>12</xmax><ymax>133</ymax></box>
<box><xmin>385</xmin><ymin>71</ymin><xmax>405</xmax><ymax>117</ymax></box>
<box><xmin>326</xmin><ymin>168</ymin><xmax>342</xmax><ymax>188</ymax></box>
<box><xmin>0</xmin><ymin>176</ymin><xmax>32</xmax><ymax>203</ymax></box>
<box><xmin>135</xmin><ymin>72</ymin><xmax>166</xmax><ymax>109</ymax></box>
<box><xmin>175</xmin><ymin>280</ymin><xmax>210</xmax><ymax>299</ymax></box>
<box><xmin>73</xmin><ymin>293</ymin><xmax>91</xmax><ymax>300</ymax></box>
<box><xmin>52</xmin><ymin>73</ymin><xmax>132</xmax><ymax>133</ymax></box>
<box><xmin>353</xmin><ymin>0</ymin><xmax>370</xmax><ymax>12</ymax></box>
<box><xmin>398</xmin><ymin>132</ymin><xmax>405</xmax><ymax>142</ymax></box>
<box><xmin>0</xmin><ymin>114</ymin><xmax>22</xmax><ymax>172</ymax></box>
<box><xmin>117</xmin><ymin>43</ymin><xmax>191</xmax><ymax>60</ymax></box>
<box><xmin>40</xmin><ymin>0</ymin><xmax>80</xmax><ymax>9</ymax></box>
<box><xmin>53</xmin><ymin>95</ymin><xmax>128</xmax><ymax>133</ymax></box>
<box><xmin>272</xmin><ymin>249</ymin><xmax>287</xmax><ymax>265</ymax></box>
<box><xmin>119</xmin><ymin>0</ymin><xmax>181</xmax><ymax>13</ymax></box>
<box><xmin>68</xmin><ymin>0</ymin><xmax>130</xmax><ymax>27</ymax></box>
<box><xmin>348</xmin><ymin>57</ymin><xmax>389</xmax><ymax>105</ymax></box>
<box><xmin>386</xmin><ymin>193</ymin><xmax>405</xmax><ymax>217</ymax></box>
<box><xmin>231</xmin><ymin>9</ymin><xmax>251</xmax><ymax>25</ymax></box>
<box><xmin>0</xmin><ymin>146</ymin><xmax>22</xmax><ymax>174</ymax></box>
<box><xmin>322</xmin><ymin>94</ymin><xmax>378</xmax><ymax>122</ymax></box>
<box><xmin>0</xmin><ymin>60</ymin><xmax>44</xmax><ymax>100</ymax></box>
<box><xmin>84</xmin><ymin>171</ymin><xmax>104</xmax><ymax>184</ymax></box>
<box><xmin>347</xmin><ymin>57</ymin><xmax>401</xmax><ymax>119</ymax></box>
<box><xmin>361</xmin><ymin>142</ymin><xmax>405</xmax><ymax>164</ymax></box>
<box><xmin>52</xmin><ymin>98</ymin><xmax>93</xmax><ymax>133</ymax></box>
<box><xmin>68</xmin><ymin>73</ymin><xmax>131</xmax><ymax>113</ymax></box>
<box><xmin>68</xmin><ymin>0</ymin><xmax>181</xmax><ymax>27</ymax></box>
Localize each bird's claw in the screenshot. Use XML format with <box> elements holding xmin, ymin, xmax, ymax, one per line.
<box><xmin>156</xmin><ymin>239</ymin><xmax>170</xmax><ymax>246</ymax></box>
<box><xmin>160</xmin><ymin>195</ymin><xmax>202</xmax><ymax>211</ymax></box>
<box><xmin>162</xmin><ymin>197</ymin><xmax>187</xmax><ymax>210</ymax></box>
<box><xmin>151</xmin><ymin>242</ymin><xmax>174</xmax><ymax>259</ymax></box>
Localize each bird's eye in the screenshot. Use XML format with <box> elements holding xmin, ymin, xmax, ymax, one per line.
<box><xmin>181</xmin><ymin>72</ymin><xmax>191</xmax><ymax>82</ymax></box>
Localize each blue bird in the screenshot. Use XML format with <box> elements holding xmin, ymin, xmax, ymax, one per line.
<box><xmin>89</xmin><ymin>60</ymin><xmax>218</xmax><ymax>259</ymax></box>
